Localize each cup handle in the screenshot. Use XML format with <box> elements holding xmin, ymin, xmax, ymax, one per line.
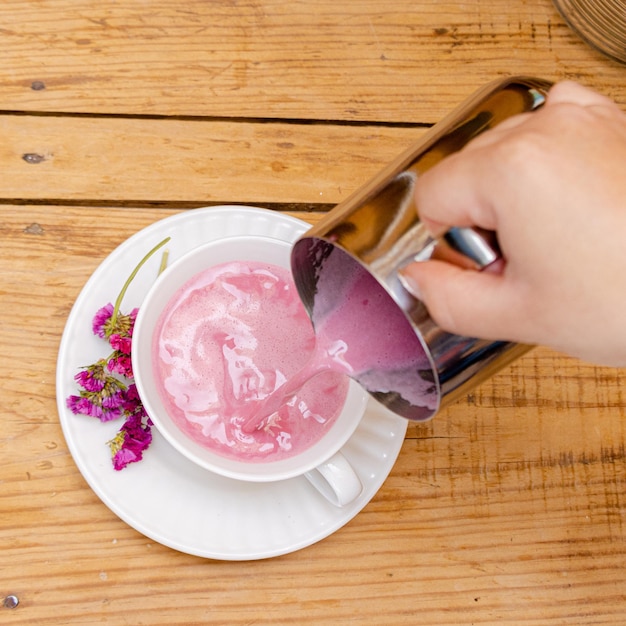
<box><xmin>304</xmin><ymin>451</ymin><xmax>363</xmax><ymax>507</ymax></box>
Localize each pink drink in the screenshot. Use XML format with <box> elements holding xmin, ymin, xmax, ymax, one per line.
<box><xmin>310</xmin><ymin>250</ymin><xmax>437</xmax><ymax>412</ymax></box>
<box><xmin>153</xmin><ymin>261</ymin><xmax>349</xmax><ymax>463</ymax></box>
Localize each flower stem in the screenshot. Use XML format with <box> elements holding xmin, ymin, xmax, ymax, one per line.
<box><xmin>110</xmin><ymin>237</ymin><xmax>170</xmax><ymax>328</ymax></box>
<box><xmin>158</xmin><ymin>249</ymin><xmax>170</xmax><ymax>276</ymax></box>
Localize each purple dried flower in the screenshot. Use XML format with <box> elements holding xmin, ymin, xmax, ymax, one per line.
<box><xmin>125</xmin><ymin>383</ymin><xmax>141</xmax><ymax>404</ymax></box>
<box><xmin>92</xmin><ymin>303</ymin><xmax>114</xmax><ymax>338</ymax></box>
<box><xmin>93</xmin><ymin>305</ymin><xmax>139</xmax><ymax>342</ymax></box>
<box><xmin>67</xmin><ymin>395</ymin><xmax>94</xmax><ymax>415</ymax></box>
<box><xmin>109</xmin><ymin>412</ymin><xmax>153</xmax><ymax>471</ymax></box>
<box><xmin>74</xmin><ymin>363</ymin><xmax>107</xmax><ymax>393</ymax></box>
<box><xmin>101</xmin><ymin>390</ymin><xmax>126</xmax><ymax>410</ymax></box>
<box><xmin>123</xmin><ymin>384</ymin><xmax>146</xmax><ymax>416</ymax></box>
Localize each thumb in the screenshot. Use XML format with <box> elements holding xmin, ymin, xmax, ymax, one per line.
<box><xmin>399</xmin><ymin>259</ymin><xmax>520</xmax><ymax>341</ymax></box>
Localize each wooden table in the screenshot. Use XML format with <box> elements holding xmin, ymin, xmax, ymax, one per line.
<box><xmin>2</xmin><ymin>1</ymin><xmax>625</xmax><ymax>624</ymax></box>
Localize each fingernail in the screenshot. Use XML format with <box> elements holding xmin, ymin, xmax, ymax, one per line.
<box><xmin>397</xmin><ymin>268</ymin><xmax>423</xmax><ymax>300</ymax></box>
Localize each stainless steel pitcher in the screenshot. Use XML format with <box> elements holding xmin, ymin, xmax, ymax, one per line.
<box><xmin>290</xmin><ymin>76</ymin><xmax>552</xmax><ymax>421</ymax></box>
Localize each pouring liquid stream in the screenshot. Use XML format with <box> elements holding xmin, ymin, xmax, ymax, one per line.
<box><xmin>240</xmin><ymin>337</ymin><xmax>352</xmax><ymax>433</ymax></box>
<box><xmin>241</xmin><ymin>256</ymin><xmax>436</xmax><ymax>433</ymax></box>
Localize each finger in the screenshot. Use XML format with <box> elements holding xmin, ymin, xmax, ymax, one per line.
<box><xmin>399</xmin><ymin>259</ymin><xmax>527</xmax><ymax>342</ymax></box>
<box><xmin>547</xmin><ymin>80</ymin><xmax>616</xmax><ymax>108</ymax></box>
<box><xmin>414</xmin><ymin>111</ymin><xmax>542</xmax><ymax>236</ymax></box>
<box><xmin>414</xmin><ymin>147</ymin><xmax>500</xmax><ymax>237</ymax></box>
<box><xmin>415</xmin><ymin>114</ymin><xmax>536</xmax><ymax>236</ymax></box>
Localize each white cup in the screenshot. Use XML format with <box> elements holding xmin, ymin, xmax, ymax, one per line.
<box><xmin>132</xmin><ymin>234</ymin><xmax>367</xmax><ymax>507</ymax></box>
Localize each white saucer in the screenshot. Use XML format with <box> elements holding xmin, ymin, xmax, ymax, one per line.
<box><xmin>56</xmin><ymin>206</ymin><xmax>408</xmax><ymax>560</ymax></box>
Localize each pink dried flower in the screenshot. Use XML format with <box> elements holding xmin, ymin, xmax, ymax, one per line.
<box><xmin>127</xmin><ymin>308</ymin><xmax>139</xmax><ymax>334</ymax></box>
<box><xmin>110</xmin><ymin>333</ymin><xmax>132</xmax><ymax>354</ymax></box>
<box><xmin>107</xmin><ymin>354</ymin><xmax>133</xmax><ymax>378</ymax></box>
<box><xmin>67</xmin><ymin>237</ymin><xmax>170</xmax><ymax>470</ymax></box>
<box><xmin>109</xmin><ymin>412</ymin><xmax>153</xmax><ymax>471</ymax></box>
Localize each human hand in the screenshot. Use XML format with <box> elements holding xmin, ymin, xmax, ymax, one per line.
<box><xmin>400</xmin><ymin>81</ymin><xmax>626</xmax><ymax>366</ymax></box>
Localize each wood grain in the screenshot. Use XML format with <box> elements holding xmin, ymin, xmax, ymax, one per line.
<box><xmin>0</xmin><ymin>114</ymin><xmax>426</xmax><ymax>205</ymax></box>
<box><xmin>0</xmin><ymin>0</ymin><xmax>625</xmax><ymax>122</ymax></box>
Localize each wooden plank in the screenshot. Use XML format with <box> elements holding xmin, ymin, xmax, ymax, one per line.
<box><xmin>0</xmin><ymin>114</ymin><xmax>427</xmax><ymax>204</ymax></box>
<box><xmin>1</xmin><ymin>204</ymin><xmax>625</xmax><ymax>624</ymax></box>
<box><xmin>1</xmin><ymin>0</ymin><xmax>625</xmax><ymax>122</ymax></box>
